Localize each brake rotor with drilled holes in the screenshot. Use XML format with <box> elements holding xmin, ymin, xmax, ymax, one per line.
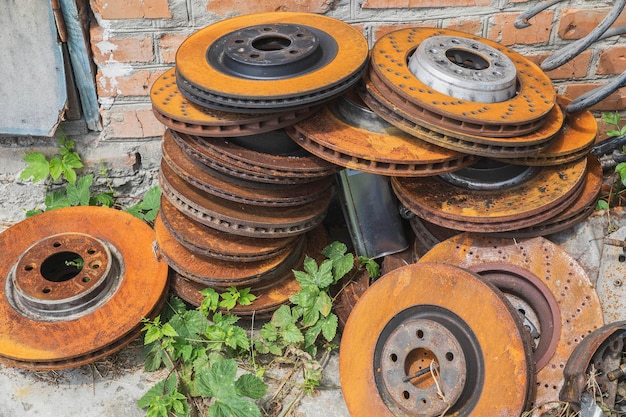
<box><xmin>361</xmin><ymin>76</ymin><xmax>562</xmax><ymax>158</ymax></box>
<box><xmin>170</xmin><ymin>225</ymin><xmax>328</xmax><ymax>317</ymax></box>
<box><xmin>419</xmin><ymin>233</ymin><xmax>604</xmax><ymax>408</ymax></box>
<box><xmin>0</xmin><ymin>207</ymin><xmax>168</xmax><ymax>370</ymax></box>
<box><xmin>162</xmin><ymin>130</ymin><xmax>333</xmax><ymax>207</ymax></box>
<box><xmin>340</xmin><ymin>262</ymin><xmax>533</xmax><ymax>417</ymax></box>
<box><xmin>175</xmin><ymin>12</ymin><xmax>368</xmax><ymax>113</ymax></box>
<box><xmin>286</xmin><ymin>91</ymin><xmax>478</xmax><ymax>176</ymax></box>
<box><xmin>151</xmin><ymin>68</ymin><xmax>320</xmax><ymax>137</ymax></box>
<box><xmin>498</xmin><ymin>96</ymin><xmax>598</xmax><ymax>166</ymax></box>
<box><xmin>369</xmin><ymin>28</ymin><xmax>555</xmax><ymax>137</ymax></box>
<box><xmin>392</xmin><ymin>157</ymin><xmax>588</xmax><ymax>233</ymax></box>
<box><xmin>169</xmin><ymin>129</ymin><xmax>340</xmax><ymax>185</ymax></box>
<box><xmin>489</xmin><ymin>156</ymin><xmax>602</xmax><ymax>238</ymax></box>
<box><xmin>155</xmin><ymin>213</ymin><xmax>305</xmax><ymax>289</ymax></box>
<box><xmin>159</xmin><ymin>197</ymin><xmax>297</xmax><ymax>262</ymax></box>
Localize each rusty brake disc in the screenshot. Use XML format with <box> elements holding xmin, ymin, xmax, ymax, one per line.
<box><xmin>419</xmin><ymin>233</ymin><xmax>605</xmax><ymax>408</ymax></box>
<box><xmin>286</xmin><ymin>90</ymin><xmax>478</xmax><ymax>176</ymax></box>
<box><xmin>155</xmin><ymin>212</ymin><xmax>305</xmax><ymax>289</ymax></box>
<box><xmin>162</xmin><ymin>129</ymin><xmax>333</xmax><ymax>207</ymax></box>
<box><xmin>0</xmin><ymin>207</ymin><xmax>168</xmax><ymax>370</ymax></box>
<box><xmin>340</xmin><ymin>262</ymin><xmax>533</xmax><ymax>417</ymax></box>
<box><xmin>369</xmin><ymin>28</ymin><xmax>555</xmax><ymax>136</ymax></box>
<box><xmin>497</xmin><ymin>96</ymin><xmax>598</xmax><ymax>166</ymax></box>
<box><xmin>170</xmin><ymin>129</ymin><xmax>340</xmax><ymax>185</ymax></box>
<box><xmin>159</xmin><ymin>197</ymin><xmax>298</xmax><ymax>262</ymax></box>
<box><xmin>361</xmin><ymin>76</ymin><xmax>561</xmax><ymax>158</ymax></box>
<box><xmin>175</xmin><ymin>12</ymin><xmax>368</xmax><ymax>113</ymax></box>
<box><xmin>393</xmin><ymin>157</ymin><xmax>588</xmax><ymax>233</ymax></box>
<box><xmin>151</xmin><ymin>68</ymin><xmax>320</xmax><ymax>137</ymax></box>
<box><xmin>170</xmin><ymin>225</ymin><xmax>328</xmax><ymax>318</ymax></box>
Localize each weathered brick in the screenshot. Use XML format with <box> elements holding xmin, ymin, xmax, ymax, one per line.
<box><xmin>362</xmin><ymin>0</ymin><xmax>489</xmax><ymax>8</ymax></box>
<box><xmin>104</xmin><ymin>108</ymin><xmax>165</xmax><ymax>138</ymax></box>
<box><xmin>488</xmin><ymin>11</ymin><xmax>553</xmax><ymax>45</ymax></box>
<box><xmin>373</xmin><ymin>22</ymin><xmax>437</xmax><ymax>42</ymax></box>
<box><xmin>89</xmin><ymin>0</ymin><xmax>172</xmax><ymax>19</ymax></box>
<box><xmin>444</xmin><ymin>18</ymin><xmax>483</xmax><ymax>35</ymax></box>
<box><xmin>91</xmin><ymin>25</ymin><xmax>154</xmax><ymax>64</ymax></box>
<box><xmin>206</xmin><ymin>0</ymin><xmax>331</xmax><ymax>15</ymax></box>
<box><xmin>597</xmin><ymin>45</ymin><xmax>626</xmax><ymax>76</ymax></box>
<box><xmin>526</xmin><ymin>50</ymin><xmax>592</xmax><ymax>80</ymax></box>
<box><xmin>159</xmin><ymin>34</ymin><xmax>188</xmax><ymax>64</ymax></box>
<box><xmin>96</xmin><ymin>69</ymin><xmax>164</xmax><ymax>97</ymax></box>
<box><xmin>563</xmin><ymin>83</ymin><xmax>626</xmax><ymax>112</ymax></box>
<box><xmin>558</xmin><ymin>8</ymin><xmax>626</xmax><ymax>40</ymax></box>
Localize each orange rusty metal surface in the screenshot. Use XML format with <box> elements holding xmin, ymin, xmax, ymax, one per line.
<box><xmin>161</xmin><ymin>130</ymin><xmax>333</xmax><ymax>207</ymax></box>
<box><xmin>499</xmin><ymin>96</ymin><xmax>598</xmax><ymax>166</ymax></box>
<box><xmin>340</xmin><ymin>262</ymin><xmax>533</xmax><ymax>417</ymax></box>
<box><xmin>159</xmin><ymin>197</ymin><xmax>297</xmax><ymax>262</ymax></box>
<box><xmin>286</xmin><ymin>101</ymin><xmax>479</xmax><ymax>177</ymax></box>
<box><xmin>0</xmin><ymin>207</ymin><xmax>168</xmax><ymax>370</ymax></box>
<box><xmin>169</xmin><ymin>129</ymin><xmax>341</xmax><ymax>184</ymax></box>
<box><xmin>392</xmin><ymin>157</ymin><xmax>588</xmax><ymax>232</ymax></box>
<box><xmin>175</xmin><ymin>12</ymin><xmax>368</xmax><ymax>103</ymax></box>
<box><xmin>151</xmin><ymin>68</ymin><xmax>320</xmax><ymax>137</ymax></box>
<box><xmin>419</xmin><ymin>233</ymin><xmax>605</xmax><ymax>408</ymax></box>
<box><xmin>362</xmin><ymin>75</ymin><xmax>562</xmax><ymax>158</ymax></box>
<box><xmin>159</xmin><ymin>163</ymin><xmax>330</xmax><ymax>238</ymax></box>
<box><xmin>155</xmin><ymin>212</ymin><xmax>304</xmax><ymax>289</ymax></box>
<box><xmin>369</xmin><ymin>28</ymin><xmax>555</xmax><ymax>134</ymax></box>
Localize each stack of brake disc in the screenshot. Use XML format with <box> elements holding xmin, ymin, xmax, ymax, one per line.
<box><xmin>150</xmin><ymin>12</ymin><xmax>369</xmax><ymax>316</ymax></box>
<box><xmin>289</xmin><ymin>27</ymin><xmax>601</xmax><ymax>241</ymax></box>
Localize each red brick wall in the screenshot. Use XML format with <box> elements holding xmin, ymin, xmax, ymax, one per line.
<box><xmin>87</xmin><ymin>0</ymin><xmax>626</xmax><ymax>139</ymax></box>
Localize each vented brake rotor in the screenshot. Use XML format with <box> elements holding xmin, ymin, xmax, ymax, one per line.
<box><xmin>287</xmin><ymin>89</ymin><xmax>478</xmax><ymax>176</ymax></box>
<box><xmin>0</xmin><ymin>207</ymin><xmax>168</xmax><ymax>370</ymax></box>
<box><xmin>340</xmin><ymin>262</ymin><xmax>533</xmax><ymax>417</ymax></box>
<box><xmin>175</xmin><ymin>12</ymin><xmax>368</xmax><ymax>113</ymax></box>
<box><xmin>392</xmin><ymin>157</ymin><xmax>588</xmax><ymax>233</ymax></box>
<box><xmin>419</xmin><ymin>233</ymin><xmax>604</xmax><ymax>408</ymax></box>
<box><xmin>151</xmin><ymin>68</ymin><xmax>320</xmax><ymax>137</ymax></box>
<box><xmin>368</xmin><ymin>28</ymin><xmax>555</xmax><ymax>137</ymax></box>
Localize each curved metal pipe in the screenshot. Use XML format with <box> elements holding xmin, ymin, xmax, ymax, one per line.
<box><xmin>514</xmin><ymin>0</ymin><xmax>564</xmax><ymax>29</ymax></box>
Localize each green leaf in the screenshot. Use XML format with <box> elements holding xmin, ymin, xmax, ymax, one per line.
<box><xmin>44</xmin><ymin>189</ymin><xmax>70</xmax><ymax>211</ymax></box>
<box><xmin>20</xmin><ymin>152</ymin><xmax>50</xmax><ymax>183</ymax></box>
<box><xmin>358</xmin><ymin>256</ymin><xmax>381</xmax><ymax>279</ymax></box>
<box><xmin>60</xmin><ymin>151</ymin><xmax>83</xmax><ymax>184</ymax></box>
<box><xmin>25</xmin><ymin>208</ymin><xmax>43</xmax><ymax>218</ymax></box>
<box><xmin>91</xmin><ymin>192</ymin><xmax>115</xmax><ymax>207</ymax></box>
<box><xmin>259</xmin><ymin>323</ymin><xmax>278</xmax><ymax>342</ymax></box>
<box><xmin>237</xmin><ymin>287</ymin><xmax>256</xmax><ymax>306</ymax></box>
<box><xmin>607</xmin><ymin>129</ymin><xmax>624</xmax><ymax>137</ymax></box>
<box><xmin>200</xmin><ymin>287</ymin><xmax>220</xmax><ymax>315</ymax></box>
<box><xmin>195</xmin><ymin>357</ymin><xmax>237</xmax><ymax>398</ymax></box>
<box><xmin>603</xmin><ymin>111</ymin><xmax>620</xmax><ymax>126</ymax></box>
<box><xmin>331</xmin><ymin>254</ymin><xmax>354</xmax><ymax>284</ymax></box>
<box><xmin>142</xmin><ymin>186</ymin><xmax>162</xmax><ymax>211</ymax></box>
<box><xmin>209</xmin><ymin>397</ymin><xmax>262</xmax><ymax>417</ymax></box>
<box><xmin>271</xmin><ymin>305</ymin><xmax>295</xmax><ymax>328</ymax></box>
<box><xmin>235</xmin><ymin>374</ymin><xmax>267</xmax><ymax>399</ymax></box>
<box><xmin>314</xmin><ymin>291</ymin><xmax>333</xmax><ymax>317</ymax></box>
<box><xmin>160</xmin><ymin>323</ymin><xmax>179</xmax><ymax>338</ymax></box>
<box><xmin>301</xmin><ymin>305</ymin><xmax>320</xmax><ymax>328</ymax></box>
<box><xmin>321</xmin><ymin>241</ymin><xmax>348</xmax><ymax>260</ymax></box>
<box><xmin>169</xmin><ymin>309</ymin><xmax>207</xmax><ymax>339</ymax></box>
<box><xmin>226</xmin><ymin>326</ymin><xmax>250</xmax><ymax>350</ymax></box>
<box><xmin>315</xmin><ymin>259</ymin><xmax>335</xmax><ymax>288</ymax></box>
<box><xmin>596</xmin><ymin>199</ymin><xmax>610</xmax><ymax>210</ymax></box>
<box><xmin>137</xmin><ymin>379</ymin><xmax>167</xmax><ymax>409</ymax></box>
<box><xmin>49</xmin><ymin>156</ymin><xmax>63</xmax><ymax>181</ymax></box>
<box><xmin>144</xmin><ymin>325</ymin><xmax>162</xmax><ymax>345</ymax></box>
<box><xmin>320</xmin><ymin>313</ymin><xmax>338</xmax><ymax>342</ymax></box>
<box><xmin>66</xmin><ymin>174</ymin><xmax>93</xmax><ymax>206</ymax></box>
<box><xmin>280</xmin><ymin>322</ymin><xmax>304</xmax><ymax>344</ymax></box>
<box><xmin>143</xmin><ymin>341</ymin><xmax>166</xmax><ymax>371</ymax></box>
<box><xmin>125</xmin><ymin>203</ymin><xmax>144</xmax><ymax>220</ymax></box>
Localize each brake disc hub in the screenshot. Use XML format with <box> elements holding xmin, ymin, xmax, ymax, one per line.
<box><xmin>408</xmin><ymin>36</ymin><xmax>517</xmax><ymax>103</ymax></box>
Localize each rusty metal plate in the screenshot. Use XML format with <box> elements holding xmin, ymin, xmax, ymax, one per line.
<box><xmin>162</xmin><ymin>129</ymin><xmax>333</xmax><ymax>207</ymax></box>
<box><xmin>155</xmin><ymin>212</ymin><xmax>305</xmax><ymax>289</ymax></box>
<box><xmin>362</xmin><ymin>77</ymin><xmax>561</xmax><ymax>158</ymax></box>
<box><xmin>369</xmin><ymin>28</ymin><xmax>555</xmax><ymax>135</ymax></box>
<box><xmin>392</xmin><ymin>157</ymin><xmax>588</xmax><ymax>233</ymax></box>
<box><xmin>170</xmin><ymin>225</ymin><xmax>328</xmax><ymax>317</ymax></box>
<box><xmin>151</xmin><ymin>68</ymin><xmax>320</xmax><ymax>137</ymax></box>
<box><xmin>419</xmin><ymin>233</ymin><xmax>605</xmax><ymax>408</ymax></box>
<box><xmin>159</xmin><ymin>197</ymin><xmax>297</xmax><ymax>262</ymax></box>
<box><xmin>561</xmin><ymin>322</ymin><xmax>626</xmax><ymax>408</ymax></box>
<box><xmin>159</xmin><ymin>162</ymin><xmax>330</xmax><ymax>238</ymax></box>
<box><xmin>499</xmin><ymin>96</ymin><xmax>598</xmax><ymax>166</ymax></box>
<box><xmin>175</xmin><ymin>12</ymin><xmax>368</xmax><ymax>112</ymax></box>
<box><xmin>287</xmin><ymin>93</ymin><xmax>478</xmax><ymax>176</ymax></box>
<box><xmin>170</xmin><ymin>129</ymin><xmax>340</xmax><ymax>185</ymax></box>
<box><xmin>340</xmin><ymin>262</ymin><xmax>533</xmax><ymax>417</ymax></box>
<box><xmin>0</xmin><ymin>207</ymin><xmax>168</xmax><ymax>370</ymax></box>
